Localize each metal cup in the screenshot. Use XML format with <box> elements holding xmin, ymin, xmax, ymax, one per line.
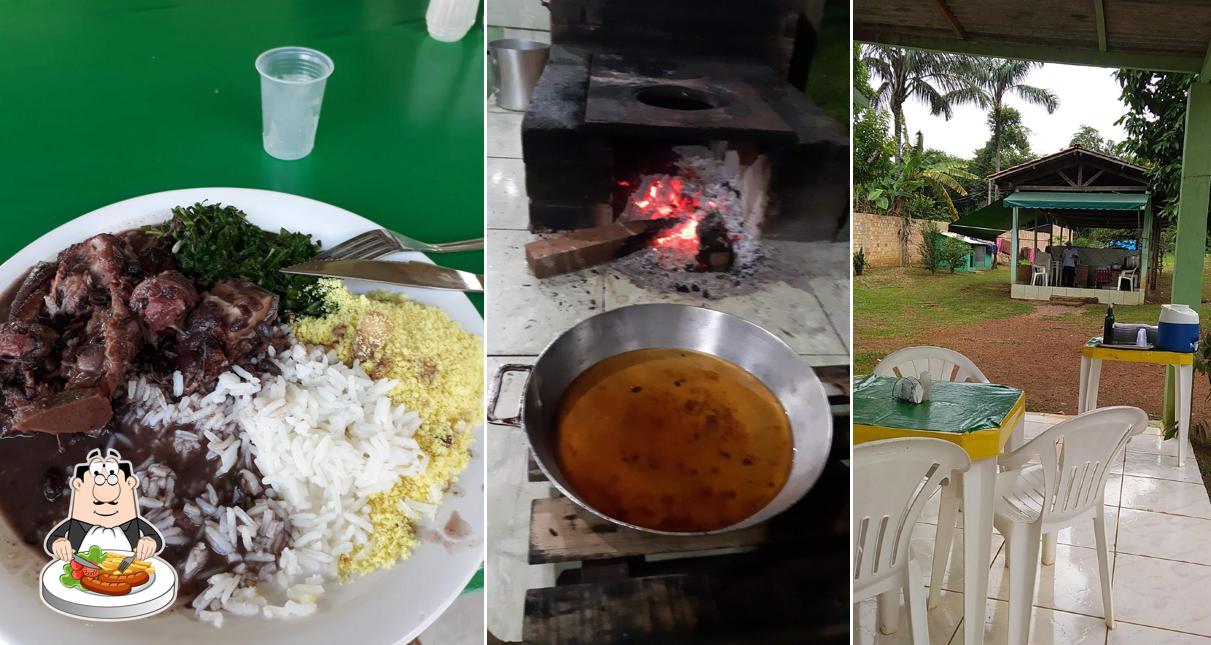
<box><xmin>488</xmin><ymin>39</ymin><xmax>550</xmax><ymax>111</ymax></box>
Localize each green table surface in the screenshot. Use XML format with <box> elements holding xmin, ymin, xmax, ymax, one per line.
<box><xmin>853</xmin><ymin>375</ymin><xmax>1024</xmax><ymax>434</ymax></box>
<box><xmin>0</xmin><ymin>0</ymin><xmax>484</xmax><ymax>313</ymax></box>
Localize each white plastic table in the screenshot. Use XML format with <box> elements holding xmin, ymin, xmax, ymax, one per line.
<box><xmin>1078</xmin><ymin>338</ymin><xmax>1194</xmax><ymax>466</ymax></box>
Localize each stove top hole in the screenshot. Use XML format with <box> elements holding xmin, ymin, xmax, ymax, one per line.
<box><xmin>635</xmin><ymin>86</ymin><xmax>719</xmax><ymax>111</ymax></box>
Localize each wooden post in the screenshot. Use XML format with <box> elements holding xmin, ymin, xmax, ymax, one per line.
<box><xmin>1010</xmin><ymin>206</ymin><xmax>1020</xmax><ymax>286</ymax></box>
<box><xmin>1141</xmin><ymin>197</ymin><xmax>1152</xmax><ymax>293</ymax></box>
<box><xmin>1032</xmin><ymin>214</ymin><xmax>1039</xmax><ymax>253</ymax></box>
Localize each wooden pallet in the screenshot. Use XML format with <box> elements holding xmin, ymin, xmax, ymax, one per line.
<box><xmin>521</xmin><ymin>365</ymin><xmax>850</xmax><ymax>643</ymax></box>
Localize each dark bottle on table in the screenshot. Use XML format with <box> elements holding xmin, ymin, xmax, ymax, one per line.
<box><xmin>1103</xmin><ymin>304</ymin><xmax>1115</xmax><ymax>344</ymax></box>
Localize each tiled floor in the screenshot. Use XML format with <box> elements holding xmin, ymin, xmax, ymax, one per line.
<box><xmin>484</xmin><ymin>102</ymin><xmax>850</xmax><ymax>641</ymax></box>
<box><xmin>855</xmin><ymin>413</ymin><xmax>1211</xmax><ymax>645</ymax></box>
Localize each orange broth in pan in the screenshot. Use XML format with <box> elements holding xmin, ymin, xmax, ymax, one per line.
<box><xmin>554</xmin><ymin>348</ymin><xmax>792</xmax><ymax>532</ymax></box>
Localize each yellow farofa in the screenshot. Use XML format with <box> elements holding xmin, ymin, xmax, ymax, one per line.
<box><xmin>291</xmin><ymin>280</ymin><xmax>482</xmax><ymax>576</ymax></box>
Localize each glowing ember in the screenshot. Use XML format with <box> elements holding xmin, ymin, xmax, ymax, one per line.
<box><xmin>613</xmin><ymin>148</ymin><xmax>761</xmax><ymax>283</ymax></box>
<box><xmin>656</xmin><ymin>219</ymin><xmax>699</xmax><ymax>246</ymax></box>
<box><xmin>624</xmin><ymin>177</ymin><xmax>704</xmax><ymax>258</ymax></box>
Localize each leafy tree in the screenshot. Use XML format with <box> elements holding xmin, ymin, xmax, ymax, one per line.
<box><xmin>862</xmin><ymin>133</ymin><xmax>978</xmax><ymax>265</ymax></box>
<box><xmin>1069</xmin><ymin>125</ymin><xmax>1118</xmax><ymax>155</ymax></box>
<box><xmin>938</xmin><ymin>237</ymin><xmax>973</xmax><ymax>273</ymax></box>
<box><xmin>955</xmin><ymin>107</ymin><xmax>1036</xmax><ymax>211</ymax></box>
<box><xmin>853</xmin><ymin>44</ymin><xmax>872</xmax><ymax>109</ymax></box>
<box><xmin>1115</xmin><ymin>70</ymin><xmax>1192</xmax><ymax>222</ymax></box>
<box><xmin>862</xmin><ymin>46</ymin><xmax>976</xmax><ymax>164</ymax></box>
<box><xmin>961</xmin><ymin>58</ymin><xmax>1059</xmax><ymax>172</ymax></box>
<box><xmin>919</xmin><ymin>220</ymin><xmax>944</xmax><ymax>272</ymax></box>
<box><xmin>853</xmin><ymin>107</ymin><xmax>894</xmax><ymax>189</ymax></box>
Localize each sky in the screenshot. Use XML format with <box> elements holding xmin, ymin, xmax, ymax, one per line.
<box><xmin>898</xmin><ymin>63</ymin><xmax>1130</xmax><ymax>159</ymax></box>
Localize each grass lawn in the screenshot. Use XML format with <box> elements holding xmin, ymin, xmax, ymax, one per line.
<box><xmin>854</xmin><ymin>267</ymin><xmax>1027</xmax><ymax>342</ymax></box>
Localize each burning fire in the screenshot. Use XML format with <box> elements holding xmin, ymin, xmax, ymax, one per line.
<box><xmin>623</xmin><ymin>177</ymin><xmax>703</xmax><ymax>252</ymax></box>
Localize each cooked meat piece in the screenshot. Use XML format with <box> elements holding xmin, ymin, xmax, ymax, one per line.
<box><xmin>11</xmin><ymin>387</ymin><xmax>112</xmax><ymax>435</ymax></box>
<box><xmin>177</xmin><ymin>279</ymin><xmax>278</xmax><ymax>392</ymax></box>
<box><xmin>61</xmin><ymin>343</ymin><xmax>105</xmax><ymax>389</ymax></box>
<box><xmin>59</xmin><ymin>305</ymin><xmax>138</xmax><ymax>396</ymax></box>
<box><xmin>96</xmin><ymin>303</ymin><xmax>139</xmax><ymax>397</ymax></box>
<box><xmin>206</xmin><ymin>278</ymin><xmax>280</xmax><ymax>341</ymax></box>
<box><xmin>46</xmin><ymin>271</ymin><xmax>92</xmax><ymax>318</ymax></box>
<box><xmin>118</xmin><ymin>229</ymin><xmax>178</xmax><ymax>275</ymax></box>
<box><xmin>44</xmin><ymin>234</ymin><xmax>138</xmax><ymax>318</ymax></box>
<box><xmin>0</xmin><ymin>321</ymin><xmax>57</xmax><ymax>362</ymax></box>
<box><xmin>0</xmin><ymin>368</ymin><xmax>53</xmax><ymax>409</ymax></box>
<box><xmin>130</xmin><ymin>270</ymin><xmax>198</xmax><ymax>336</ymax></box>
<box><xmin>7</xmin><ymin>262</ymin><xmax>55</xmax><ymax>322</ymax></box>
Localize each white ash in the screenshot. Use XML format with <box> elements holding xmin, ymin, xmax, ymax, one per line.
<box><xmin>610</xmin><ymin>238</ymin><xmax>810</xmax><ymax>299</ymax></box>
<box><xmin>616</xmin><ymin>145</ymin><xmax>765</xmax><ymax>285</ymax></box>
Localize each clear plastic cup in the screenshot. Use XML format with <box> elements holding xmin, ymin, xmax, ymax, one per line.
<box><xmin>255</xmin><ymin>47</ymin><xmax>334</xmax><ymax>160</ymax></box>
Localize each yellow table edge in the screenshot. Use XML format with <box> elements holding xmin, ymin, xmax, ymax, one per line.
<box><xmin>853</xmin><ymin>394</ymin><xmax>1026</xmax><ymax>460</ymax></box>
<box><xmin>1081</xmin><ymin>343</ymin><xmax>1193</xmax><ymax>366</ymax></box>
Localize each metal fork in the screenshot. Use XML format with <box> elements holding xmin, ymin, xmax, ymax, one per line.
<box><xmin>315</xmin><ymin>229</ymin><xmax>483</xmax><ymax>260</ymax></box>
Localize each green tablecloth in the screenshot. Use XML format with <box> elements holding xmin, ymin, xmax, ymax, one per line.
<box><xmin>0</xmin><ymin>0</ymin><xmax>483</xmax><ymax>312</ymax></box>
<box><xmin>853</xmin><ymin>375</ymin><xmax>1024</xmax><ymax>434</ymax></box>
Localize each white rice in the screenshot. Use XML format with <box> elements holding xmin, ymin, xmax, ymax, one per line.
<box><xmin>123</xmin><ymin>336</ymin><xmax>424</xmax><ymax>624</ymax></box>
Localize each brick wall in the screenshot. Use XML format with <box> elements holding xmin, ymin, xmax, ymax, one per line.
<box><xmin>852</xmin><ymin>212</ymin><xmax>949</xmax><ymax>268</ymax></box>
<box><xmin>997</xmin><ymin>225</ymin><xmax>1072</xmax><ymax>256</ymax></box>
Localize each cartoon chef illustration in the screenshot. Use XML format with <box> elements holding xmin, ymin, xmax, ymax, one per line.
<box><xmin>43</xmin><ymin>448</ymin><xmax>164</xmax><ymax>562</ymax></box>
<box><xmin>39</xmin><ymin>448</ymin><xmax>178</xmax><ymax>621</ymax></box>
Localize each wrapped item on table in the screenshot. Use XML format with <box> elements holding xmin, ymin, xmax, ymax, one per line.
<box><xmin>893</xmin><ymin>371</ymin><xmax>931</xmax><ymax>404</ymax></box>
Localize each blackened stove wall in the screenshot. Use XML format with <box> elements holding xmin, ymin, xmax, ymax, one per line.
<box><xmin>548</xmin><ymin>0</ymin><xmax>809</xmax><ymax>87</ymax></box>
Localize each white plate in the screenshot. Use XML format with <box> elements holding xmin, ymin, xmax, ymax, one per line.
<box><xmin>0</xmin><ymin>188</ymin><xmax>485</xmax><ymax>645</ymax></box>
<box><xmin>41</xmin><ymin>551</ymin><xmax>176</xmax><ymax>621</ymax></box>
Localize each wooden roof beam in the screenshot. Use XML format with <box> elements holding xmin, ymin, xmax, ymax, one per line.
<box><xmin>1093</xmin><ymin>0</ymin><xmax>1107</xmax><ymax>52</ymax></box>
<box><xmin>1014</xmin><ymin>184</ymin><xmax>1146</xmax><ymax>192</ymax></box>
<box><xmin>853</xmin><ymin>29</ymin><xmax>1201</xmax><ymax>73</ymax></box>
<box><xmin>931</xmin><ymin>0</ymin><xmax>966</xmax><ymax>40</ymax></box>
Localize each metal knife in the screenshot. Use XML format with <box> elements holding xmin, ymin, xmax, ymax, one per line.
<box><xmin>281</xmin><ymin>260</ymin><xmax>484</xmax><ymax>292</ymax></box>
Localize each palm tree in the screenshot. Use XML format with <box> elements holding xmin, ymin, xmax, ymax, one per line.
<box><xmin>962</xmin><ymin>58</ymin><xmax>1060</xmax><ymax>172</ymax></box>
<box><xmin>863</xmin><ymin>133</ymin><xmax>977</xmax><ymax>265</ymax></box>
<box><xmin>861</xmin><ymin>46</ymin><xmax>976</xmax><ymax>164</ymax></box>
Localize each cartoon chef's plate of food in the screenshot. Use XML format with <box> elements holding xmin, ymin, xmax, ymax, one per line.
<box><xmin>39</xmin><ymin>448</ymin><xmax>177</xmax><ymax>621</ymax></box>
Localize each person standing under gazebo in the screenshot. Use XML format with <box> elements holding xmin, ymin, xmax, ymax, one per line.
<box><xmin>1061</xmin><ymin>240</ymin><xmax>1080</xmax><ymax>287</ymax></box>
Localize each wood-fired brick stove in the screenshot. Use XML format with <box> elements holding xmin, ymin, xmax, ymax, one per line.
<box><xmin>520</xmin><ymin>0</ymin><xmax>848</xmax><ymax>242</ymax></box>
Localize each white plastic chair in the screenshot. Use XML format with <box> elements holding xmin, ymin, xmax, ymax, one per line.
<box><xmin>873</xmin><ymin>346</ymin><xmax>990</xmax><ymax>384</ymax></box>
<box><xmin>876</xmin><ymin>347</ymin><xmax>990</xmax><ymax>610</ymax></box>
<box><xmin>1031</xmin><ymin>264</ymin><xmax>1049</xmax><ymax>286</ymax></box>
<box><xmin>1118</xmin><ymin>268</ymin><xmax>1138</xmax><ymax>291</ymax></box>
<box><xmin>854</xmin><ymin>438</ymin><xmax>972</xmax><ymax>644</ymax></box>
<box><xmin>993</xmin><ymin>406</ymin><xmax>1147</xmax><ymax>645</ymax></box>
